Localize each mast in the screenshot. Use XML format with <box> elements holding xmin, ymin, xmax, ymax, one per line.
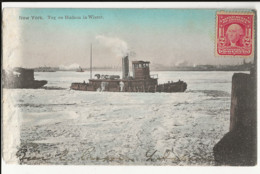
<box><xmin>90</xmin><ymin>43</ymin><xmax>92</xmax><ymax>79</ymax></box>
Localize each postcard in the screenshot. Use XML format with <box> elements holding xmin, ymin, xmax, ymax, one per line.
<box><xmin>2</xmin><ymin>7</ymin><xmax>257</xmax><ymax>166</ymax></box>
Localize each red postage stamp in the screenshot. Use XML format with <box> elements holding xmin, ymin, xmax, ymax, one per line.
<box><xmin>216</xmin><ymin>11</ymin><xmax>255</xmax><ymax>57</ymax></box>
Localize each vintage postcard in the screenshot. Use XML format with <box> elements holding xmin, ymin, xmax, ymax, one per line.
<box><xmin>2</xmin><ymin>7</ymin><xmax>257</xmax><ymax>167</ymax></box>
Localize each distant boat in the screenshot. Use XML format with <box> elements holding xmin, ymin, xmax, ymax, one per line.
<box><xmin>76</xmin><ymin>66</ymin><xmax>84</xmax><ymax>72</ymax></box>
<box><xmin>3</xmin><ymin>67</ymin><xmax>47</xmax><ymax>89</ymax></box>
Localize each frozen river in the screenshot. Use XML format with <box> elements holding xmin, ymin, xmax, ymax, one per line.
<box><xmin>3</xmin><ymin>71</ymin><xmax>249</xmax><ymax>165</ymax></box>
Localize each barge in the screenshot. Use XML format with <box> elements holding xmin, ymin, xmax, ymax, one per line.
<box><xmin>3</xmin><ymin>67</ymin><xmax>47</xmax><ymax>89</ymax></box>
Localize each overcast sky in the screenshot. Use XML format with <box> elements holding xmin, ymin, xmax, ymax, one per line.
<box><xmin>3</xmin><ymin>8</ymin><xmax>254</xmax><ymax>69</ymax></box>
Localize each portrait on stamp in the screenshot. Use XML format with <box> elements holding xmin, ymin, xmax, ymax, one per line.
<box><xmin>225</xmin><ymin>24</ymin><xmax>245</xmax><ymax>47</ymax></box>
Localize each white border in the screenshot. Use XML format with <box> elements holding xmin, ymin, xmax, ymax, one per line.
<box><xmin>2</xmin><ymin>2</ymin><xmax>260</xmax><ymax>174</ymax></box>
<box><xmin>1</xmin><ymin>2</ymin><xmax>259</xmax><ymax>9</ymax></box>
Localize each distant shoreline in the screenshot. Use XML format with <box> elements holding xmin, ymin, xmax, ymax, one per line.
<box><xmin>33</xmin><ymin>64</ymin><xmax>252</xmax><ymax>72</ymax></box>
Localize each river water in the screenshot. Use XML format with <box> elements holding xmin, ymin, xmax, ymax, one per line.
<box><xmin>3</xmin><ymin>70</ymin><xmax>249</xmax><ymax>165</ymax></box>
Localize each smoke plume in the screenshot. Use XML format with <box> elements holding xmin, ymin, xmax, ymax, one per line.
<box><xmin>59</xmin><ymin>63</ymin><xmax>80</xmax><ymax>70</ymax></box>
<box><xmin>96</xmin><ymin>35</ymin><xmax>129</xmax><ymax>57</ymax></box>
<box><xmin>175</xmin><ymin>60</ymin><xmax>190</xmax><ymax>67</ymax></box>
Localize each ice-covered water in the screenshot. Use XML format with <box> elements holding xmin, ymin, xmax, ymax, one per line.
<box><xmin>3</xmin><ymin>71</ymin><xmax>249</xmax><ymax>165</ymax></box>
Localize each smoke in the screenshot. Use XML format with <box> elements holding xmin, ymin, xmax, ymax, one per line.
<box><xmin>175</xmin><ymin>60</ymin><xmax>190</xmax><ymax>67</ymax></box>
<box><xmin>128</xmin><ymin>51</ymin><xmax>136</xmax><ymax>57</ymax></box>
<box><xmin>96</xmin><ymin>35</ymin><xmax>129</xmax><ymax>57</ymax></box>
<box><xmin>59</xmin><ymin>63</ymin><xmax>80</xmax><ymax>70</ymax></box>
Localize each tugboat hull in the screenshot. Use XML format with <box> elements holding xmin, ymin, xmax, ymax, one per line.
<box><xmin>71</xmin><ymin>79</ymin><xmax>187</xmax><ymax>93</ymax></box>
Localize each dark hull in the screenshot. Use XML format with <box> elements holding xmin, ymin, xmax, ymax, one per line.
<box><xmin>71</xmin><ymin>80</ymin><xmax>187</xmax><ymax>93</ymax></box>
<box><xmin>3</xmin><ymin>67</ymin><xmax>48</xmax><ymax>89</ymax></box>
<box><xmin>3</xmin><ymin>80</ymin><xmax>48</xmax><ymax>89</ymax></box>
<box><xmin>157</xmin><ymin>81</ymin><xmax>187</xmax><ymax>92</ymax></box>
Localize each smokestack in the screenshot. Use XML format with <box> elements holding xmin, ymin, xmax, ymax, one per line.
<box><xmin>122</xmin><ymin>55</ymin><xmax>129</xmax><ymax>79</ymax></box>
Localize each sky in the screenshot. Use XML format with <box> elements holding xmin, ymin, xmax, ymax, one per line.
<box><xmin>3</xmin><ymin>8</ymin><xmax>254</xmax><ymax>69</ymax></box>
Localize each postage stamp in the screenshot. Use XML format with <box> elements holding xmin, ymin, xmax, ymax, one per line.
<box><xmin>216</xmin><ymin>11</ymin><xmax>255</xmax><ymax>57</ymax></box>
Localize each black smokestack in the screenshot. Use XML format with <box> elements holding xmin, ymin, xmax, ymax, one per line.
<box><xmin>122</xmin><ymin>55</ymin><xmax>129</xmax><ymax>79</ymax></box>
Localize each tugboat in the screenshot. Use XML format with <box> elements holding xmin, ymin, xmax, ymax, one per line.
<box><xmin>76</xmin><ymin>66</ymin><xmax>84</xmax><ymax>72</ymax></box>
<box><xmin>3</xmin><ymin>67</ymin><xmax>48</xmax><ymax>89</ymax></box>
<box><xmin>70</xmin><ymin>52</ymin><xmax>187</xmax><ymax>93</ymax></box>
